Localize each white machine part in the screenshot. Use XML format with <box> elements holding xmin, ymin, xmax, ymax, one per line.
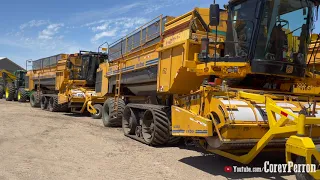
<box><xmin>219</xmin><ymin>99</ymin><xmax>320</xmax><ymax>122</ymax></box>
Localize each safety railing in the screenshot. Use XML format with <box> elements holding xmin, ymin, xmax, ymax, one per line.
<box><xmin>32</xmin><ymin>54</ymin><xmax>67</xmax><ymax>70</ymax></box>
<box><xmin>108</xmin><ymin>15</ymin><xmax>169</xmax><ymax>61</ymax></box>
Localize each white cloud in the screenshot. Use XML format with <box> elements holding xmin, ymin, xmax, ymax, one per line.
<box><xmin>38</xmin><ymin>23</ymin><xmax>64</xmax><ymax>40</ymax></box>
<box><xmin>92</xmin><ymin>22</ymin><xmax>111</xmax><ymax>32</ymax></box>
<box><xmin>89</xmin><ymin>17</ymin><xmax>148</xmax><ymax>43</ymax></box>
<box><xmin>144</xmin><ymin>4</ymin><xmax>163</xmax><ymax>14</ymax></box>
<box><xmin>20</xmin><ymin>20</ymin><xmax>49</xmax><ymax>30</ymax></box>
<box><xmin>91</xmin><ymin>29</ymin><xmax>118</xmax><ymax>42</ymax></box>
<box><xmin>90</xmin><ymin>17</ymin><xmax>147</xmax><ymax>32</ymax></box>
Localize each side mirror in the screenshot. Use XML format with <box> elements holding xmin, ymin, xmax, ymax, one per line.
<box><xmin>210</xmin><ymin>4</ymin><xmax>220</xmax><ymax>26</ymax></box>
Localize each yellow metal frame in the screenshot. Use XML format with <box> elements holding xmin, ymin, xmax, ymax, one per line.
<box><xmin>209</xmin><ymin>92</ymin><xmax>320</xmax><ymax>179</ymax></box>
<box><xmin>66</xmin><ymin>86</ymin><xmax>106</xmax><ymax>115</ymax></box>
<box><xmin>0</xmin><ymin>70</ymin><xmax>16</xmax><ymax>84</ymax></box>
<box><xmin>173</xmin><ymin>90</ymin><xmax>320</xmax><ymax>178</ymax></box>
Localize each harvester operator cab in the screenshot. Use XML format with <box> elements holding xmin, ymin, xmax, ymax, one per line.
<box><xmin>14</xmin><ymin>70</ymin><xmax>26</xmax><ymax>88</ymax></box>
<box><xmin>68</xmin><ymin>51</ymin><xmax>107</xmax><ymax>86</ymax></box>
<box><xmin>204</xmin><ymin>0</ymin><xmax>318</xmax><ymax>78</ymax></box>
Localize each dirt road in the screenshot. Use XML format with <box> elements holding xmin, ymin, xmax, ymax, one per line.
<box><xmin>0</xmin><ymin>99</ymin><xmax>296</xmax><ymax>180</ymax></box>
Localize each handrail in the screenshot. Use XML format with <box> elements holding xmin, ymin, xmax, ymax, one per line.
<box><xmin>108</xmin><ymin>15</ymin><xmax>165</xmax><ymax>61</ymax></box>
<box><xmin>308</xmin><ymin>33</ymin><xmax>320</xmax><ymax>65</ymax></box>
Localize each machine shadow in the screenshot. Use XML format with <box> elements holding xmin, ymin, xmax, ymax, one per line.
<box><xmin>63</xmin><ymin>112</ymin><xmax>92</xmax><ymax>118</ymax></box>
<box><xmin>179</xmin><ymin>146</ymin><xmax>293</xmax><ymax>179</ymax></box>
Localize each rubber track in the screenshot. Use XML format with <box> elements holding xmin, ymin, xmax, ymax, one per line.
<box><xmin>18</xmin><ymin>88</ymin><xmax>28</xmax><ymax>102</ymax></box>
<box><xmin>126</xmin><ymin>104</ymin><xmax>170</xmax><ymax>146</ymax></box>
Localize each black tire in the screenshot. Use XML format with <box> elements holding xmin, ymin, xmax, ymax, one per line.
<box><xmin>141</xmin><ymin>109</ymin><xmax>170</xmax><ymax>146</ymax></box>
<box><xmin>295</xmin><ymin>156</ymin><xmax>315</xmax><ymax>180</ymax></box>
<box><xmin>5</xmin><ymin>83</ymin><xmax>15</xmax><ymax>101</ymax></box>
<box><xmin>91</xmin><ymin>104</ymin><xmax>103</xmax><ymax>119</ymax></box>
<box><xmin>40</xmin><ymin>96</ymin><xmax>48</xmax><ymax>110</ymax></box>
<box><xmin>0</xmin><ymin>85</ymin><xmax>4</xmax><ymax>99</ymax></box>
<box><xmin>17</xmin><ymin>88</ymin><xmax>28</xmax><ymax>102</ymax></box>
<box><xmin>48</xmin><ymin>96</ymin><xmax>60</xmax><ymax>112</ymax></box>
<box><xmin>30</xmin><ymin>91</ymin><xmax>41</xmax><ymax>108</ymax></box>
<box><xmin>122</xmin><ymin>106</ymin><xmax>138</xmax><ymax>135</ymax></box>
<box><xmin>102</xmin><ymin>98</ymin><xmax>125</xmax><ymax>127</ymax></box>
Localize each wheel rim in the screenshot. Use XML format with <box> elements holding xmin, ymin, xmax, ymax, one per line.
<box><xmin>95</xmin><ymin>108</ymin><xmax>100</xmax><ymax>115</ymax></box>
<box><xmin>5</xmin><ymin>88</ymin><xmax>9</xmax><ymax>98</ymax></box>
<box><xmin>142</xmin><ymin>110</ymin><xmax>154</xmax><ymax>143</ymax></box>
<box><xmin>18</xmin><ymin>91</ymin><xmax>21</xmax><ymax>100</ymax></box>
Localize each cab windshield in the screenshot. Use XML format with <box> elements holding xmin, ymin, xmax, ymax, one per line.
<box><xmin>254</xmin><ymin>0</ymin><xmax>314</xmax><ymax>64</ymax></box>
<box><xmin>224</xmin><ymin>0</ymin><xmax>257</xmax><ymax>58</ymax></box>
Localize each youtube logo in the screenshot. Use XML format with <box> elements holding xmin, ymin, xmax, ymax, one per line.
<box><xmin>224</xmin><ymin>166</ymin><xmax>232</xmax><ymax>173</ymax></box>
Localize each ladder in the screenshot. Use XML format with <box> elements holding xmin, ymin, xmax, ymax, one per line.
<box><xmin>114</xmin><ymin>61</ymin><xmax>123</xmax><ymax>112</ymax></box>
<box><xmin>37</xmin><ymin>73</ymin><xmax>41</xmax><ymax>95</ymax></box>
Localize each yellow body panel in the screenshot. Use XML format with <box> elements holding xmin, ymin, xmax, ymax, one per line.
<box><xmin>171</xmin><ymin>106</ymin><xmax>213</xmax><ymax>137</ymax></box>
<box><xmin>96</xmin><ymin>63</ymin><xmax>109</xmax><ymax>97</ymax></box>
<box><xmin>0</xmin><ymin>70</ymin><xmax>16</xmax><ymax>83</ymax></box>
<box><xmin>172</xmin><ymin>89</ymin><xmax>320</xmax><ymax>178</ymax></box>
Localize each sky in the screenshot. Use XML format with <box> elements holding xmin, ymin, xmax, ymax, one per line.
<box><xmin>0</xmin><ymin>0</ymin><xmax>319</xmax><ymax>68</ymax></box>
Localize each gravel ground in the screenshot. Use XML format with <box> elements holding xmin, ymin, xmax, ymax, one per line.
<box><xmin>0</xmin><ymin>99</ymin><xmax>296</xmax><ymax>180</ymax></box>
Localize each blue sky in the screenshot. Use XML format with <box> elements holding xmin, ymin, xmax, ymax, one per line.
<box><xmin>0</xmin><ymin>0</ymin><xmax>319</xmax><ymax>68</ymax></box>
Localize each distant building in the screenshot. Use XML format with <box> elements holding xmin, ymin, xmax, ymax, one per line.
<box><xmin>0</xmin><ymin>57</ymin><xmax>25</xmax><ymax>73</ymax></box>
